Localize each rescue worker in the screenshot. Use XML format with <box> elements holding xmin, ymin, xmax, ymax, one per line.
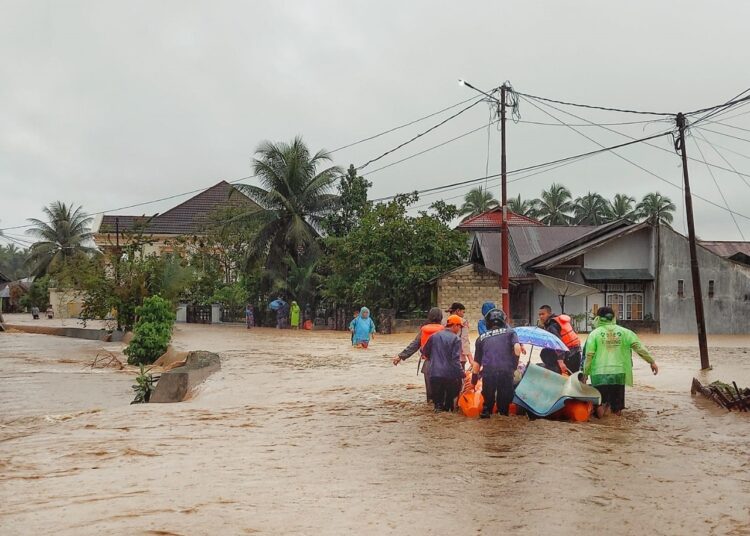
<box><xmin>422</xmin><ymin>315</ymin><xmax>464</xmax><ymax>412</ymax></box>
<box><xmin>538</xmin><ymin>304</ymin><xmax>582</xmax><ymax>374</ymax></box>
<box><xmin>476</xmin><ymin>300</ymin><xmax>496</xmax><ymax>336</ymax></box>
<box><xmin>583</xmin><ymin>306</ymin><xmax>659</xmax><ymax>417</ymax></box>
<box><xmin>393</xmin><ymin>307</ymin><xmax>445</xmax><ymax>402</ymax></box>
<box><xmin>472</xmin><ymin>308</ymin><xmax>521</xmax><ymax>418</ymax></box>
<box><xmin>446</xmin><ymin>302</ymin><xmax>473</xmax><ymax>370</ymax></box>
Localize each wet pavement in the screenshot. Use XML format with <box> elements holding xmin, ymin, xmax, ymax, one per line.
<box><xmin>1</xmin><ymin>324</ymin><xmax>749</xmax><ymax>535</ymax></box>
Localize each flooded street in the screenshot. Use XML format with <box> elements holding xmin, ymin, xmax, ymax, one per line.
<box><xmin>1</xmin><ymin>324</ymin><xmax>749</xmax><ymax>535</ymax></box>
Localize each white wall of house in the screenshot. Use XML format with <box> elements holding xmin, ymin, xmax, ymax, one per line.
<box><xmin>584</xmin><ymin>228</ymin><xmax>653</xmax><ymax>271</ymax></box>
<box><xmin>659</xmin><ymin>226</ymin><xmax>750</xmax><ymax>334</ymax></box>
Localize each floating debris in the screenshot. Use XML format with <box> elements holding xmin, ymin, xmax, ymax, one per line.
<box><xmin>691</xmin><ymin>378</ymin><xmax>750</xmax><ymax>412</ymax></box>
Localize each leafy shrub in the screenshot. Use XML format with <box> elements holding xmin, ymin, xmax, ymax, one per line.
<box><xmin>131</xmin><ymin>364</ymin><xmax>158</xmax><ymax>403</ymax></box>
<box><xmin>124</xmin><ymin>295</ymin><xmax>175</xmax><ymax>365</ymax></box>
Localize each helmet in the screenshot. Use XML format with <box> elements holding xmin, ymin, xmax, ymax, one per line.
<box><xmin>484</xmin><ymin>308</ymin><xmax>507</xmax><ymax>329</ymax></box>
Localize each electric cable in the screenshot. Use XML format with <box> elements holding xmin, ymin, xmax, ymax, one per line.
<box><xmin>693</xmin><ymin>129</ymin><xmax>750</xmax><ymax>190</ymax></box>
<box><xmin>514</xmin><ymin>91</ymin><xmax>675</xmax><ymax>116</ymax></box>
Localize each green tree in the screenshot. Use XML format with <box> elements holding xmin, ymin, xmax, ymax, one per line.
<box><xmin>19</xmin><ymin>275</ymin><xmax>50</xmax><ymax>310</ymax></box>
<box><xmin>573</xmin><ymin>192</ymin><xmax>611</xmax><ymax>225</ymax></box>
<box><xmin>508</xmin><ymin>194</ymin><xmax>537</xmax><ymax>218</ymax></box>
<box><xmin>124</xmin><ymin>295</ymin><xmax>175</xmax><ymax>365</ymax></box>
<box><xmin>322</xmin><ymin>164</ymin><xmax>372</xmax><ymax>237</ymax></box>
<box><xmin>267</xmin><ymin>254</ymin><xmax>321</xmax><ymax>306</ymax></box>
<box><xmin>234</xmin><ymin>137</ymin><xmax>342</xmax><ymax>269</ymax></box>
<box><xmin>322</xmin><ymin>194</ymin><xmax>468</xmax><ymax>312</ymax></box>
<box><xmin>609</xmin><ymin>193</ymin><xmax>636</xmax><ymax>220</ymax></box>
<box><xmin>636</xmin><ymin>192</ymin><xmax>676</xmax><ymax>225</ymax></box>
<box><xmin>532</xmin><ymin>183</ymin><xmax>574</xmax><ymax>225</ymax></box>
<box><xmin>0</xmin><ymin>244</ymin><xmax>30</xmax><ymax>280</ymax></box>
<box><xmin>25</xmin><ymin>202</ymin><xmax>97</xmax><ymax>276</ymax></box>
<box><xmin>459</xmin><ymin>186</ymin><xmax>499</xmax><ymax>222</ymax></box>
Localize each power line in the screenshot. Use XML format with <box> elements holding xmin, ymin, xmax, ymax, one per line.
<box><xmin>694</xmin><ymin>129</ymin><xmax>750</xmax><ymax>190</ymax></box>
<box><xmin>356</xmin><ymin>98</ymin><xmax>486</xmax><ymax>170</ymax></box>
<box><xmin>328</xmin><ymin>94</ymin><xmax>480</xmax><ymax>153</ymax></box>
<box><xmin>691</xmin><ymin>135</ymin><xmax>745</xmax><ymax>239</ymax></box>
<box><xmin>694</xmin><ymin>126</ymin><xmax>750</xmax><ymax>145</ymax></box>
<box><xmin>520</xmin><ymin>95</ymin><xmax>750</xmax><ymax>221</ymax></box>
<box><xmin>361</xmin><ymin>119</ymin><xmax>499</xmax><ymax>177</ymax></box>
<box><xmin>686</xmin><ymin>89</ymin><xmax>750</xmax><ymax>120</ymax></box>
<box><xmin>514</xmin><ymin>91</ymin><xmax>675</xmax><ymax>116</ymax></box>
<box><xmin>371</xmin><ymin>130</ymin><xmax>672</xmax><ymax>203</ymax></box>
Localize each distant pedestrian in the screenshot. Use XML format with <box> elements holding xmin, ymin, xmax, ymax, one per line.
<box><xmin>348</xmin><ymin>309</ymin><xmax>360</xmax><ymax>346</ymax></box>
<box><xmin>583</xmin><ymin>307</ymin><xmax>659</xmax><ymax>417</ymax></box>
<box><xmin>275</xmin><ymin>298</ymin><xmax>289</xmax><ymax>329</ymax></box>
<box><xmin>245</xmin><ymin>303</ymin><xmax>254</xmax><ymax>329</ymax></box>
<box><xmin>46</xmin><ymin>306</ymin><xmax>54</xmax><ymax>319</ymax></box>
<box><xmin>350</xmin><ymin>307</ymin><xmax>376</xmax><ymax>348</ymax></box>
<box><xmin>31</xmin><ymin>306</ymin><xmax>40</xmax><ymax>320</ymax></box>
<box><xmin>290</xmin><ymin>301</ymin><xmax>301</xmax><ymax>330</ymax></box>
<box><xmin>422</xmin><ymin>314</ymin><xmax>464</xmax><ymax>412</ymax></box>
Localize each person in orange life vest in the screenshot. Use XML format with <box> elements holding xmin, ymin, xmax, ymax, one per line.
<box><xmin>537</xmin><ymin>304</ymin><xmax>582</xmax><ymax>374</ymax></box>
<box><xmin>422</xmin><ymin>315</ymin><xmax>464</xmax><ymax>412</ymax></box>
<box><xmin>445</xmin><ymin>302</ymin><xmax>474</xmax><ymax>370</ymax></box>
<box><xmin>393</xmin><ymin>307</ymin><xmax>444</xmax><ymax>402</ymax></box>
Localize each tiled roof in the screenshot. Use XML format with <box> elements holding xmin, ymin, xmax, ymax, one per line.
<box><xmin>97</xmin><ymin>181</ymin><xmax>257</xmax><ymax>235</ymax></box>
<box><xmin>699</xmin><ymin>241</ymin><xmax>750</xmax><ymax>259</ymax></box>
<box><xmin>457</xmin><ymin>208</ymin><xmax>542</xmax><ymax>230</ymax></box>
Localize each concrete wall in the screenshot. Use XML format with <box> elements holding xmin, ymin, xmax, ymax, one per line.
<box><xmin>435</xmin><ymin>263</ymin><xmax>502</xmax><ymax>328</ymax></box>
<box><xmin>659</xmin><ymin>225</ymin><xmax>750</xmax><ymax>334</ymax></box>
<box><xmin>48</xmin><ymin>288</ymin><xmax>86</xmax><ymax>319</ymax></box>
<box><xmin>584</xmin><ymin>228</ymin><xmax>653</xmax><ymax>270</ymax></box>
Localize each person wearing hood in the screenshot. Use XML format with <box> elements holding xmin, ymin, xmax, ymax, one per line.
<box><xmin>477</xmin><ymin>301</ymin><xmax>496</xmax><ymax>336</ymax></box>
<box><xmin>538</xmin><ymin>305</ymin><xmax>583</xmax><ymax>374</ymax></box>
<box><xmin>393</xmin><ymin>307</ymin><xmax>445</xmax><ymax>402</ymax></box>
<box><xmin>290</xmin><ymin>301</ymin><xmax>301</xmax><ymax>330</ymax></box>
<box><xmin>351</xmin><ymin>307</ymin><xmax>376</xmax><ymax>348</ymax></box>
<box><xmin>583</xmin><ymin>306</ymin><xmax>659</xmax><ymax>417</ymax></box>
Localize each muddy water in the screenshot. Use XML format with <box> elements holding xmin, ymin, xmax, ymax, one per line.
<box><xmin>1</xmin><ymin>326</ymin><xmax>749</xmax><ymax>535</ymax></box>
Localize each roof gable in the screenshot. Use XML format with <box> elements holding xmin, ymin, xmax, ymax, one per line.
<box><xmin>457</xmin><ymin>208</ymin><xmax>542</xmax><ymax>230</ymax></box>
<box><xmin>97</xmin><ymin>181</ymin><xmax>257</xmax><ymax>235</ymax></box>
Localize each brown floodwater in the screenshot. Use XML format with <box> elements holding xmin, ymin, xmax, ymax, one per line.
<box><xmin>1</xmin><ymin>325</ymin><xmax>749</xmax><ymax>535</ymax></box>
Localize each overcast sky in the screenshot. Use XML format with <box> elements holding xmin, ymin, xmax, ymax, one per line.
<box><xmin>2</xmin><ymin>0</ymin><xmax>749</xmax><ymax>245</ymax></box>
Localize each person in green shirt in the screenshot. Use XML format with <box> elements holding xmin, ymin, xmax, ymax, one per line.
<box><xmin>583</xmin><ymin>306</ymin><xmax>659</xmax><ymax>417</ymax></box>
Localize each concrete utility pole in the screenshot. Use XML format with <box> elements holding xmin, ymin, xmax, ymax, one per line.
<box><xmin>499</xmin><ymin>84</ymin><xmax>510</xmax><ymax>317</ymax></box>
<box><xmin>676</xmin><ymin>113</ymin><xmax>710</xmax><ymax>369</ymax></box>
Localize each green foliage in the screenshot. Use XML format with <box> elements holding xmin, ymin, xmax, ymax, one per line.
<box><xmin>636</xmin><ymin>192</ymin><xmax>676</xmax><ymax>225</ymax></box>
<box><xmin>210</xmin><ymin>282</ymin><xmax>248</xmax><ymax>308</ymax></box>
<box><xmin>124</xmin><ymin>295</ymin><xmax>175</xmax><ymax>365</ymax></box>
<box><xmin>233</xmin><ymin>137</ymin><xmax>342</xmax><ymax>270</ymax></box>
<box><xmin>322</xmin><ymin>193</ymin><xmax>468</xmax><ymax>312</ymax></box>
<box><xmin>573</xmin><ymin>192</ymin><xmax>611</xmax><ymax>225</ymax></box>
<box><xmin>508</xmin><ymin>195</ymin><xmax>537</xmax><ymax>218</ymax></box>
<box><xmin>25</xmin><ymin>201</ymin><xmax>97</xmax><ymax>277</ymax></box>
<box><xmin>0</xmin><ymin>244</ymin><xmax>29</xmax><ymax>280</ymax></box>
<box><xmin>322</xmin><ymin>164</ymin><xmax>372</xmax><ymax>237</ymax></box>
<box><xmin>459</xmin><ymin>186</ymin><xmax>499</xmax><ymax>221</ymax></box>
<box><xmin>131</xmin><ymin>364</ymin><xmax>157</xmax><ymax>404</ymax></box>
<box><xmin>20</xmin><ymin>275</ymin><xmax>50</xmax><ymax>310</ymax></box>
<box><xmin>609</xmin><ymin>194</ymin><xmax>636</xmax><ymax>220</ymax></box>
<box><xmin>532</xmin><ymin>183</ymin><xmax>574</xmax><ymax>225</ymax></box>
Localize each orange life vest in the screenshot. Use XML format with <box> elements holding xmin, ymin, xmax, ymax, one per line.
<box><xmin>419</xmin><ymin>323</ymin><xmax>445</xmax><ymax>349</ymax></box>
<box><xmin>552</xmin><ymin>315</ymin><xmax>580</xmax><ymax>349</ymax></box>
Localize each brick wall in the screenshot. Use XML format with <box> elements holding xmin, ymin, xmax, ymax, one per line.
<box><xmin>435</xmin><ymin>264</ymin><xmax>502</xmax><ymax>330</ymax></box>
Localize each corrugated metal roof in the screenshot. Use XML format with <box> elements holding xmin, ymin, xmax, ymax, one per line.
<box><xmin>699</xmin><ymin>241</ymin><xmax>750</xmax><ymax>258</ymax></box>
<box><xmin>458</xmin><ymin>208</ymin><xmax>542</xmax><ymax>230</ymax></box>
<box><xmin>581</xmin><ymin>268</ymin><xmax>654</xmax><ymax>281</ymax></box>
<box><xmin>97</xmin><ymin>181</ymin><xmax>257</xmax><ymax>235</ymax></box>
<box><xmin>471</xmin><ymin>232</ymin><xmax>533</xmax><ymax>279</ymax></box>
<box><xmin>510</xmin><ymin>225</ymin><xmax>597</xmax><ymax>264</ymax></box>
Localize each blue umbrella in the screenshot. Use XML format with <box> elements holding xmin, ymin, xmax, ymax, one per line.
<box><xmin>514</xmin><ymin>326</ymin><xmax>569</xmax><ymax>352</ymax></box>
<box><xmin>269</xmin><ymin>299</ymin><xmax>285</xmax><ymax>311</ymax></box>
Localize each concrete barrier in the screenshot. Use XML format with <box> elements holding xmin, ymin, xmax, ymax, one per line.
<box><xmin>4</xmin><ymin>324</ymin><xmax>131</xmax><ymax>342</ymax></box>
<box><xmin>149</xmin><ymin>351</ymin><xmax>221</xmax><ymax>403</ymax></box>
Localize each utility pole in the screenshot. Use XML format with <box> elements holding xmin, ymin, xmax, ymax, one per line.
<box><xmin>676</xmin><ymin>113</ymin><xmax>710</xmax><ymax>369</ymax></box>
<box><xmin>499</xmin><ymin>84</ymin><xmax>510</xmax><ymax>317</ymax></box>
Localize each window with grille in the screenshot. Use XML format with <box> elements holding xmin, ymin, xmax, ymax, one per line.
<box><xmin>678</xmin><ymin>280</ymin><xmax>685</xmax><ymax>298</ymax></box>
<box><xmin>606</xmin><ymin>292</ymin><xmax>644</xmax><ymax>321</ymax></box>
<box><xmin>606</xmin><ymin>293</ymin><xmax>625</xmax><ymax>320</ymax></box>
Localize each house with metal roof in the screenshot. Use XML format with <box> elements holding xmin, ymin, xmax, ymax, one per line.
<box><xmin>435</xmin><ymin>216</ymin><xmax>750</xmax><ymax>334</ymax></box>
<box><xmin>92</xmin><ymin>181</ymin><xmax>257</xmax><ymax>256</ymax></box>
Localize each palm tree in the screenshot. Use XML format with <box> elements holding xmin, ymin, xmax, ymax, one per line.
<box><xmin>234</xmin><ymin>137</ymin><xmax>342</xmax><ymax>269</ymax></box>
<box><xmin>573</xmin><ymin>192</ymin><xmax>611</xmax><ymax>225</ymax></box>
<box><xmin>508</xmin><ymin>194</ymin><xmax>537</xmax><ymax>218</ymax></box>
<box><xmin>532</xmin><ymin>183</ymin><xmax>574</xmax><ymax>225</ymax></box>
<box><xmin>636</xmin><ymin>192</ymin><xmax>676</xmax><ymax>225</ymax></box>
<box><xmin>459</xmin><ymin>186</ymin><xmax>499</xmax><ymax>222</ymax></box>
<box><xmin>609</xmin><ymin>193</ymin><xmax>636</xmax><ymax>220</ymax></box>
<box><xmin>25</xmin><ymin>202</ymin><xmax>96</xmax><ymax>276</ymax></box>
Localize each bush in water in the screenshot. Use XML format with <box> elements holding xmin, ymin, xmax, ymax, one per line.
<box><xmin>124</xmin><ymin>295</ymin><xmax>175</xmax><ymax>365</ymax></box>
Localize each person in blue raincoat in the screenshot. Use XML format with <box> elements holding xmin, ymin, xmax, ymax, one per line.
<box><xmin>477</xmin><ymin>301</ymin><xmax>496</xmax><ymax>336</ymax></box>
<box><xmin>350</xmin><ymin>306</ymin><xmax>376</xmax><ymax>348</ymax></box>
